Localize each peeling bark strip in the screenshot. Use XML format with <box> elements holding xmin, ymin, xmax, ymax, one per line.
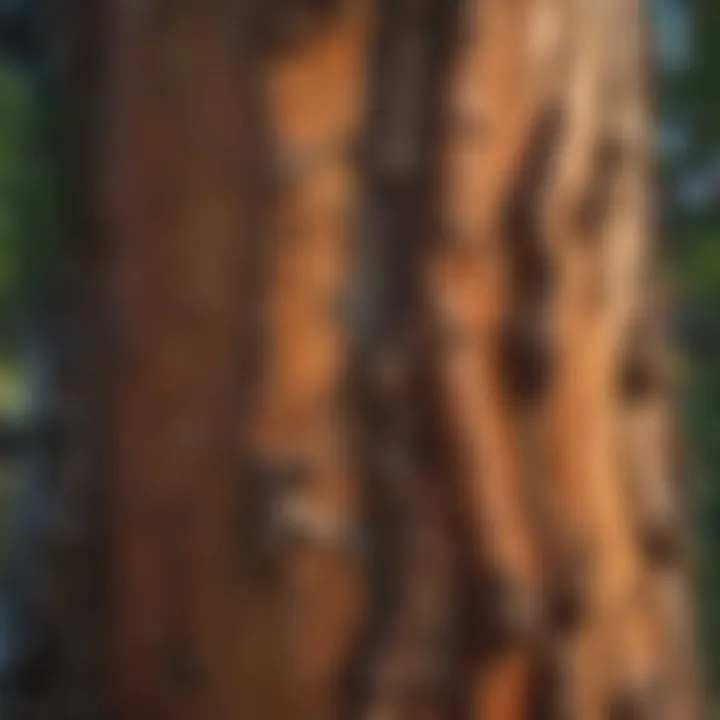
<box><xmin>429</xmin><ymin>0</ymin><xmax>550</xmax><ymax>717</ymax></box>
<box><xmin>240</xmin><ymin>2</ymin><xmax>372</xmax><ymax>718</ymax></box>
<box><xmin>534</xmin><ymin>1</ymin><xmax>697</xmax><ymax>718</ymax></box>
<box><xmin>533</xmin><ymin>0</ymin><xmax>656</xmax><ymax>716</ymax></box>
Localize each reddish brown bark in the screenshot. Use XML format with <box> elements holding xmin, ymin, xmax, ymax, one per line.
<box><xmin>9</xmin><ymin>1</ymin><xmax>694</xmax><ymax>719</ymax></box>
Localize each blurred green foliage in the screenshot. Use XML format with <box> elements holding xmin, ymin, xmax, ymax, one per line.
<box><xmin>0</xmin><ymin>65</ymin><xmax>34</xmax><ymax>336</ymax></box>
<box><xmin>676</xmin><ymin>229</ymin><xmax>720</xmax><ymax>307</ymax></box>
<box><xmin>658</xmin><ymin>1</ymin><xmax>720</xmax><ymax>705</ymax></box>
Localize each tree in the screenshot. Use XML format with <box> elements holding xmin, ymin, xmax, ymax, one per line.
<box><xmin>1</xmin><ymin>0</ymin><xmax>697</xmax><ymax>718</ymax></box>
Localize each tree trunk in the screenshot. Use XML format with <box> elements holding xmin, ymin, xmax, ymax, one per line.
<box><xmin>1</xmin><ymin>0</ymin><xmax>696</xmax><ymax>718</ymax></box>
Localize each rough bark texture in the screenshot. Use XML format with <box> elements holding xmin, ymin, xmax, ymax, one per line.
<box><xmin>0</xmin><ymin>0</ymin><xmax>696</xmax><ymax>719</ymax></box>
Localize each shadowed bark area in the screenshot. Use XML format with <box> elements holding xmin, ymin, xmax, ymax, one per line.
<box><xmin>348</xmin><ymin>1</ymin><xmax>460</xmax><ymax>718</ymax></box>
<box><xmin>101</xmin><ymin>2</ymin><xmax>260</xmax><ymax>717</ymax></box>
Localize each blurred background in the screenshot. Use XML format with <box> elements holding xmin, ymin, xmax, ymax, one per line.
<box><xmin>0</xmin><ymin>0</ymin><xmax>717</xmax><ymax>713</ymax></box>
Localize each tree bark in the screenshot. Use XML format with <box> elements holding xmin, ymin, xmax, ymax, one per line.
<box><xmin>0</xmin><ymin>1</ymin><xmax>696</xmax><ymax>718</ymax></box>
